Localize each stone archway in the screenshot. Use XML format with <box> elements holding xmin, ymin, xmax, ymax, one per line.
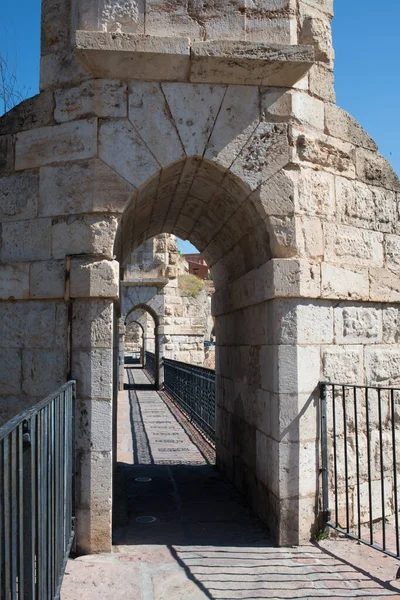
<box><xmin>1</xmin><ymin>0</ymin><xmax>400</xmax><ymax>556</ymax></box>
<box><xmin>112</xmin><ymin>153</ymin><xmax>305</xmax><ymax>550</ymax></box>
<box><xmin>124</xmin><ymin>320</ymin><xmax>145</xmax><ymax>355</ymax></box>
<box><xmin>122</xmin><ymin>303</ymin><xmax>163</xmax><ymax>389</ymax></box>
<box><xmin>125</xmin><ymin>317</ymin><xmax>145</xmax><ymax>362</ymax></box>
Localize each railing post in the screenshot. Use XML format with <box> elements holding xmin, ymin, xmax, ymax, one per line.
<box><xmin>320</xmin><ymin>382</ymin><xmax>331</xmax><ymax>528</ymax></box>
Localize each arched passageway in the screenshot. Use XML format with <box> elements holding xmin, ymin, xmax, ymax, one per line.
<box><xmin>120</xmin><ymin>303</ymin><xmax>162</xmax><ymax>389</ymax></box>
<box><xmin>113</xmin><ymin>154</ymin><xmax>286</xmax><ymax>543</ymax></box>
<box><xmin>124</xmin><ymin>320</ymin><xmax>145</xmax><ymax>357</ymax></box>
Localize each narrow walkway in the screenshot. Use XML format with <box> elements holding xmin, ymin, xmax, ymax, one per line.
<box><xmin>117</xmin><ymin>368</ymin><xmax>206</xmax><ymax>465</ymax></box>
<box><xmin>61</xmin><ymin>368</ymin><xmax>400</xmax><ymax>600</ymax></box>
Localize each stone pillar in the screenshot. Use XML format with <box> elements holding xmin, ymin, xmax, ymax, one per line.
<box><xmin>69</xmin><ymin>257</ymin><xmax>119</xmax><ymax>555</ymax></box>
<box><xmin>214</xmin><ymin>258</ymin><xmax>322</xmax><ymax>545</ymax></box>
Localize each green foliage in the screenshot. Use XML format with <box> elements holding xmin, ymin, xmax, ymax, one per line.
<box><xmin>178</xmin><ymin>274</ymin><xmax>204</xmax><ymax>298</ymax></box>
<box><xmin>313</xmin><ymin>529</ymin><xmax>329</xmax><ymax>542</ymax></box>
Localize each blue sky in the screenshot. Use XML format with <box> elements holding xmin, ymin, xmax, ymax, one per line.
<box><xmin>1</xmin><ymin>1</ymin><xmax>399</xmax><ymax>254</ymax></box>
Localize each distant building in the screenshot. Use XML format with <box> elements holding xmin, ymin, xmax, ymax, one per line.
<box><xmin>183</xmin><ymin>253</ymin><xmax>210</xmax><ymax>280</ymax></box>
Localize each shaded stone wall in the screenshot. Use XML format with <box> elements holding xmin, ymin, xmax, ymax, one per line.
<box><xmin>72</xmin><ymin>0</ymin><xmax>306</xmax><ymax>45</ymax></box>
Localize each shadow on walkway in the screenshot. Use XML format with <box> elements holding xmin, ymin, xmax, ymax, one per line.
<box><xmin>123</xmin><ymin>382</ymin><xmax>156</xmax><ymax>391</ymax></box>
<box><xmin>110</xmin><ymin>369</ymin><xmax>400</xmax><ymax>599</ymax></box>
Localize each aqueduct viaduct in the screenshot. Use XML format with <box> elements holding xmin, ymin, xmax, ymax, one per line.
<box><xmin>1</xmin><ymin>0</ymin><xmax>400</xmax><ymax>554</ymax></box>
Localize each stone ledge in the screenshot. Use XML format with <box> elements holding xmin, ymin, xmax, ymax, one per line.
<box><xmin>74</xmin><ymin>32</ymin><xmax>314</xmax><ymax>86</ymax></box>
<box><xmin>75</xmin><ymin>31</ymin><xmax>191</xmax><ymax>82</ymax></box>
<box><xmin>190</xmin><ymin>41</ymin><xmax>315</xmax><ymax>86</ymax></box>
<box><xmin>121</xmin><ymin>278</ymin><xmax>169</xmax><ymax>287</ymax></box>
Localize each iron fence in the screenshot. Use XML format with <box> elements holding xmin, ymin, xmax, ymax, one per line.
<box><xmin>320</xmin><ymin>382</ymin><xmax>400</xmax><ymax>559</ymax></box>
<box><xmin>0</xmin><ymin>381</ymin><xmax>76</xmax><ymax>599</ymax></box>
<box><xmin>145</xmin><ymin>351</ymin><xmax>155</xmax><ymax>380</ymax></box>
<box><xmin>163</xmin><ymin>358</ymin><xmax>215</xmax><ymax>442</ymax></box>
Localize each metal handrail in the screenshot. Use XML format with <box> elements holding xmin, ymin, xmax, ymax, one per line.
<box><xmin>144</xmin><ymin>351</ymin><xmax>156</xmax><ymax>380</ymax></box>
<box><xmin>320</xmin><ymin>381</ymin><xmax>400</xmax><ymax>561</ymax></box>
<box><xmin>0</xmin><ymin>380</ymin><xmax>76</xmax><ymax>599</ymax></box>
<box><xmin>163</xmin><ymin>357</ymin><xmax>215</xmax><ymax>442</ymax></box>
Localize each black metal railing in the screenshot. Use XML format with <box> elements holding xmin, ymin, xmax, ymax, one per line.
<box><xmin>320</xmin><ymin>382</ymin><xmax>400</xmax><ymax>559</ymax></box>
<box><xmin>145</xmin><ymin>351</ymin><xmax>155</xmax><ymax>380</ymax></box>
<box><xmin>163</xmin><ymin>358</ymin><xmax>215</xmax><ymax>442</ymax></box>
<box><xmin>0</xmin><ymin>381</ymin><xmax>76</xmax><ymax>599</ymax></box>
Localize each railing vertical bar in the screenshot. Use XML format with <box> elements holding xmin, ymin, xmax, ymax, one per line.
<box><xmin>63</xmin><ymin>391</ymin><xmax>68</xmax><ymax>557</ymax></box>
<box><xmin>53</xmin><ymin>399</ymin><xmax>58</xmax><ymax>597</ymax></box>
<box><xmin>40</xmin><ymin>408</ymin><xmax>47</xmax><ymax>600</ymax></box>
<box><xmin>55</xmin><ymin>395</ymin><xmax>61</xmax><ymax>586</ymax></box>
<box><xmin>342</xmin><ymin>386</ymin><xmax>350</xmax><ymax>534</ymax></box>
<box><xmin>377</xmin><ymin>388</ymin><xmax>386</xmax><ymax>551</ymax></box>
<box><xmin>353</xmin><ymin>387</ymin><xmax>362</xmax><ymax>542</ymax></box>
<box><xmin>3</xmin><ymin>436</ymin><xmax>11</xmax><ymax>599</ymax></box>
<box><xmin>50</xmin><ymin>399</ymin><xmax>56</xmax><ymax>599</ymax></box>
<box><xmin>29</xmin><ymin>416</ymin><xmax>37</xmax><ymax>600</ymax></box>
<box><xmin>17</xmin><ymin>423</ymin><xmax>24</xmax><ymax>599</ymax></box>
<box><xmin>71</xmin><ymin>382</ymin><xmax>76</xmax><ymax>545</ymax></box>
<box><xmin>60</xmin><ymin>391</ymin><xmax>65</xmax><ymax>576</ymax></box>
<box><xmin>46</xmin><ymin>403</ymin><xmax>52</xmax><ymax>600</ymax></box>
<box><xmin>391</xmin><ymin>389</ymin><xmax>399</xmax><ymax>558</ymax></box>
<box><xmin>332</xmin><ymin>384</ymin><xmax>339</xmax><ymax>527</ymax></box>
<box><xmin>365</xmin><ymin>387</ymin><xmax>373</xmax><ymax>545</ymax></box>
<box><xmin>320</xmin><ymin>383</ymin><xmax>330</xmax><ymax>525</ymax></box>
<box><xmin>36</xmin><ymin>411</ymin><xmax>43</xmax><ymax>600</ymax></box>
<box><xmin>10</xmin><ymin>428</ymin><xmax>18</xmax><ymax>598</ymax></box>
<box><xmin>64</xmin><ymin>392</ymin><xmax>71</xmax><ymax>556</ymax></box>
<box><xmin>0</xmin><ymin>440</ymin><xmax>3</xmax><ymax>600</ymax></box>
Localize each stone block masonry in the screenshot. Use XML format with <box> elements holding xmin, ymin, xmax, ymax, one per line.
<box><xmin>0</xmin><ymin>0</ymin><xmax>399</xmax><ymax>555</ymax></box>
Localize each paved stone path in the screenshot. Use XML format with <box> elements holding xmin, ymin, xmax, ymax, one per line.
<box><xmin>61</xmin><ymin>367</ymin><xmax>400</xmax><ymax>600</ymax></box>
<box><xmin>117</xmin><ymin>368</ymin><xmax>206</xmax><ymax>465</ymax></box>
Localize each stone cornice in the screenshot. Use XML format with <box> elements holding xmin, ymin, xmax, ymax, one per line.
<box><xmin>74</xmin><ymin>31</ymin><xmax>315</xmax><ymax>86</ymax></box>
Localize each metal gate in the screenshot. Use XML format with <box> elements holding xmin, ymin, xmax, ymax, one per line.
<box><xmin>0</xmin><ymin>381</ymin><xmax>76</xmax><ymax>599</ymax></box>
<box><xmin>320</xmin><ymin>382</ymin><xmax>400</xmax><ymax>559</ymax></box>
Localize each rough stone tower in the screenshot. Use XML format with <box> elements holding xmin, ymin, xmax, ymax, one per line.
<box><xmin>1</xmin><ymin>0</ymin><xmax>399</xmax><ymax>555</ymax></box>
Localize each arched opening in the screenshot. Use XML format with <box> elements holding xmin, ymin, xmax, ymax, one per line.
<box><xmin>114</xmin><ymin>156</ymin><xmax>273</xmax><ymax>286</ymax></box>
<box><xmin>121</xmin><ymin>303</ymin><xmax>162</xmax><ymax>389</ymax></box>
<box><xmin>112</xmin><ymin>155</ymin><xmax>281</xmax><ymax>543</ymax></box>
<box><xmin>124</xmin><ymin>320</ymin><xmax>144</xmax><ymax>363</ymax></box>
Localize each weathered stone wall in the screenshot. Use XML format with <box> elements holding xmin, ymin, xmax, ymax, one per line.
<box><xmin>0</xmin><ymin>300</ymin><xmax>68</xmax><ymax>425</ymax></box>
<box><xmin>1</xmin><ymin>0</ymin><xmax>399</xmax><ymax>555</ymax></box>
<box><xmin>68</xmin><ymin>0</ymin><xmax>337</xmax><ymax>65</ymax></box>
<box><xmin>163</xmin><ymin>276</ymin><xmax>209</xmax><ymax>365</ymax></box>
